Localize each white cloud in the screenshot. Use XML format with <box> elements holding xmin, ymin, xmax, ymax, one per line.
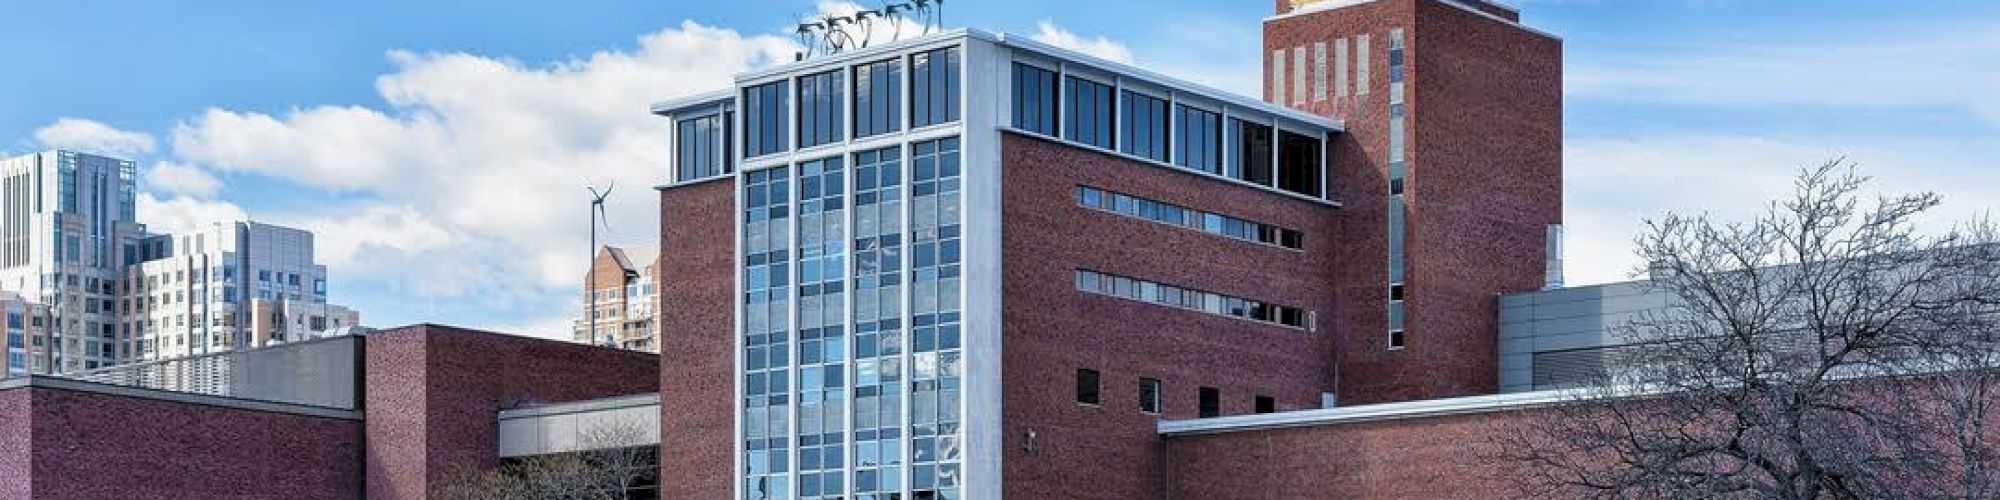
<box><xmin>1567</xmin><ymin>22</ymin><xmax>2000</xmax><ymax>127</ymax></box>
<box><xmin>136</xmin><ymin>193</ymin><xmax>249</xmax><ymax>236</ymax></box>
<box><xmin>33</xmin><ymin>118</ymin><xmax>157</xmax><ymax>158</ymax></box>
<box><xmin>1029</xmin><ymin>20</ymin><xmax>1133</xmax><ymax>64</ymax></box>
<box><xmin>1561</xmin><ymin>133</ymin><xmax>2000</xmax><ymax>286</ymax></box>
<box><xmin>161</xmin><ymin>16</ymin><xmax>804</xmax><ymax>330</ymax></box>
<box><xmin>143</xmin><ymin>161</ymin><xmax>222</xmax><ymax>198</ymax></box>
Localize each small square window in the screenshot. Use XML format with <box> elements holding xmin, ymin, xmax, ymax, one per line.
<box><xmin>1076</xmin><ymin>368</ymin><xmax>1101</xmax><ymax>405</ymax></box>
<box><xmin>1199</xmin><ymin>387</ymin><xmax>1221</xmax><ymax>418</ymax></box>
<box><xmin>1389</xmin><ymin>329</ymin><xmax>1406</xmax><ymax>349</ymax></box>
<box><xmin>1255</xmin><ymin>395</ymin><xmax>1276</xmax><ymax>414</ymax></box>
<box><xmin>1140</xmin><ymin>378</ymin><xmax>1162</xmax><ymax>414</ymax></box>
<box><xmin>1389</xmin><ymin>284</ymin><xmax>1405</xmax><ymax>301</ymax></box>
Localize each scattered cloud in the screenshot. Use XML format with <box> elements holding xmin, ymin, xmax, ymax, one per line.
<box><xmin>1567</xmin><ymin>21</ymin><xmax>2000</xmax><ymax>128</ymax></box>
<box><xmin>135</xmin><ymin>193</ymin><xmax>248</xmax><ymax>236</ymax></box>
<box><xmin>159</xmin><ymin>14</ymin><xmax>811</xmax><ymax>332</ymax></box>
<box><xmin>142</xmin><ymin>161</ymin><xmax>222</xmax><ymax>198</ymax></box>
<box><xmin>1029</xmin><ymin>20</ymin><xmax>1133</xmax><ymax>64</ymax></box>
<box><xmin>1561</xmin><ymin>133</ymin><xmax>2000</xmax><ymax>286</ymax></box>
<box><xmin>32</xmin><ymin>118</ymin><xmax>156</xmax><ymax>157</ymax></box>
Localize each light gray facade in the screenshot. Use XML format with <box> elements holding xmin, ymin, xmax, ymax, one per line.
<box><xmin>0</xmin><ymin>150</ymin><xmax>144</xmax><ymax>374</ymax></box>
<box><xmin>1497</xmin><ymin>280</ymin><xmax>1672</xmax><ymax>393</ymax></box>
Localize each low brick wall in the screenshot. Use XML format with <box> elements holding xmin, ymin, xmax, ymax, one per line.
<box><xmin>363</xmin><ymin>324</ymin><xmax>660</xmax><ymax>499</ymax></box>
<box><xmin>0</xmin><ymin>379</ymin><xmax>363</xmax><ymax>499</ymax></box>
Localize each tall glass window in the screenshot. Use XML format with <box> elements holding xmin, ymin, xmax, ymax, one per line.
<box><xmin>1227</xmin><ymin>118</ymin><xmax>1274</xmax><ymax>185</ymax></box>
<box><xmin>854</xmin><ymin>59</ymin><xmax>903</xmax><ymax>139</ymax></box>
<box><xmin>850</xmin><ymin>146</ymin><xmax>905</xmax><ymax>499</ymax></box>
<box><xmin>1276</xmin><ymin>130</ymin><xmax>1323</xmax><ymax>197</ymax></box>
<box><xmin>794</xmin><ymin>156</ymin><xmax>847</xmax><ymax>500</ymax></box>
<box><xmin>1387</xmin><ymin>28</ymin><xmax>1408</xmax><ymax>350</ymax></box>
<box><xmin>910</xmin><ymin>48</ymin><xmax>961</xmax><ymax>128</ymax></box>
<box><xmin>908</xmin><ymin>136</ymin><xmax>963</xmax><ymax>499</ymax></box>
<box><xmin>1174</xmin><ymin>105</ymin><xmax>1223</xmax><ymax>175</ymax></box>
<box><xmin>1121</xmin><ymin>91</ymin><xmax>1170</xmax><ymax>162</ymax></box>
<box><xmin>744</xmin><ymin>81</ymin><xmax>791</xmax><ymax>158</ymax></box>
<box><xmin>676</xmin><ymin>112</ymin><xmax>731</xmax><ymax>182</ymax></box>
<box><xmin>798</xmin><ymin>70</ymin><xmax>846</xmax><ymax>148</ymax></box>
<box><xmin>741</xmin><ymin>167</ymin><xmax>792</xmax><ymax>499</ymax></box>
<box><xmin>1011</xmin><ymin>63</ymin><xmax>1058</xmax><ymax>136</ymax></box>
<box><xmin>1063</xmin><ymin>76</ymin><xmax>1114</xmax><ymax>149</ymax></box>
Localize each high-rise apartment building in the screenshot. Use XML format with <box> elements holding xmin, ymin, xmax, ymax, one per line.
<box><xmin>0</xmin><ymin>151</ymin><xmax>360</xmax><ymax>377</ymax></box>
<box><xmin>649</xmin><ymin>2</ymin><xmax>1556</xmax><ymax>495</ymax></box>
<box><xmin>0</xmin><ymin>150</ymin><xmax>146</xmax><ymax>374</ymax></box>
<box><xmin>123</xmin><ymin>221</ymin><xmax>357</xmax><ymax>362</ymax></box>
<box><xmin>0</xmin><ymin>292</ymin><xmax>51</xmax><ymax>377</ymax></box>
<box><xmin>574</xmin><ymin>245</ymin><xmax>659</xmax><ymax>352</ymax></box>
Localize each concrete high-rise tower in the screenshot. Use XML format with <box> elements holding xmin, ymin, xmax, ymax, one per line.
<box><xmin>0</xmin><ymin>150</ymin><xmax>145</xmax><ymax>374</ymax></box>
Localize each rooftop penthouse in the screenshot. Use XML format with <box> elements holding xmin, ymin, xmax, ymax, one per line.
<box><xmin>653</xmin><ymin>29</ymin><xmax>1343</xmax><ymax>205</ymax></box>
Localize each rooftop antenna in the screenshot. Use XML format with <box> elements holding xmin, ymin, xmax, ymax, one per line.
<box><xmin>794</xmin><ymin>19</ymin><xmax>823</xmax><ymax>61</ymax></box>
<box><xmin>586</xmin><ymin>183</ymin><xmax>614</xmax><ymax>348</ymax></box>
<box><xmin>820</xmin><ymin>13</ymin><xmax>857</xmax><ymax>53</ymax></box>
<box><xmin>912</xmin><ymin>0</ymin><xmax>945</xmax><ymax>35</ymax></box>
<box><xmin>851</xmin><ymin>9</ymin><xmax>879</xmax><ymax>48</ymax></box>
<box><xmin>880</xmin><ymin>2</ymin><xmax>913</xmax><ymax>41</ymax></box>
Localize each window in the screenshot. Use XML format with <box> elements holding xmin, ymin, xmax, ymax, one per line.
<box><xmin>1270</xmin><ymin>48</ymin><xmax>1285</xmax><ymax>104</ymax></box>
<box><xmin>1075</xmin><ymin>269</ymin><xmax>1309</xmax><ymax>329</ymax></box>
<box><xmin>1140</xmin><ymin>378</ymin><xmax>1161</xmax><ymax>414</ymax></box>
<box><xmin>1229</xmin><ymin>119</ymin><xmax>1274</xmax><ymax>185</ymax></box>
<box><xmin>909</xmin><ymin>47</ymin><xmax>961</xmax><ymax>127</ymax></box>
<box><xmin>1277</xmin><ymin>130</ymin><xmax>1323</xmax><ymax>197</ymax></box>
<box><xmin>1063</xmin><ymin>76</ymin><xmax>1114</xmax><ymax>149</ymax></box>
<box><xmin>853</xmin><ymin>58</ymin><xmax>902</xmax><ymax>138</ymax></box>
<box><xmin>1076</xmin><ymin>368</ymin><xmax>1100</xmax><ymax>405</ymax></box>
<box><xmin>1012</xmin><ymin>63</ymin><xmax>1058</xmax><ymax>135</ymax></box>
<box><xmin>1313</xmin><ymin>41</ymin><xmax>1327</xmax><ymax>101</ymax></box>
<box><xmin>1355</xmin><ymin>34</ymin><xmax>1371</xmax><ymax>95</ymax></box>
<box><xmin>1121</xmin><ymin>91</ymin><xmax>1169</xmax><ymax>162</ymax></box>
<box><xmin>797</xmin><ymin>69</ymin><xmax>845</xmax><ymax>148</ymax></box>
<box><xmin>743</xmin><ymin>80</ymin><xmax>789</xmax><ymax>157</ymax></box>
<box><xmin>1256</xmin><ymin>395</ymin><xmax>1276</xmax><ymax>414</ymax></box>
<box><xmin>1199</xmin><ymin>387</ymin><xmax>1221</xmax><ymax>418</ymax></box>
<box><xmin>1175</xmin><ymin>105</ymin><xmax>1223</xmax><ymax>175</ymax></box>
<box><xmin>1075</xmin><ymin>186</ymin><xmax>1303</xmax><ymax>250</ymax></box>
<box><xmin>677</xmin><ymin>113</ymin><xmax>730</xmax><ymax>182</ymax></box>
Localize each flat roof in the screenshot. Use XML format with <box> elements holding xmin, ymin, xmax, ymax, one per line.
<box><xmin>1157</xmin><ymin>389</ymin><xmax>1573</xmax><ymax>437</ymax></box>
<box><xmin>0</xmin><ymin>376</ymin><xmax>361</xmax><ymax>420</ymax></box>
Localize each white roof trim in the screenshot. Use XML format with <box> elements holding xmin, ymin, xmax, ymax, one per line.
<box><xmin>0</xmin><ymin>376</ymin><xmax>361</xmax><ymax>420</ymax></box>
<box><xmin>1266</xmin><ymin>0</ymin><xmax>1560</xmax><ymax>42</ymax></box>
<box><xmin>1158</xmin><ymin>389</ymin><xmax>1575</xmax><ymax>436</ymax></box>
<box><xmin>994</xmin><ymin>32</ymin><xmax>1342</xmax><ymax>131</ymax></box>
<box><xmin>650</xmin><ymin>89</ymin><xmax>733</xmax><ymax>116</ymax></box>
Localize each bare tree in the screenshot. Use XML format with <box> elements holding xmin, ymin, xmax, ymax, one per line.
<box><xmin>437</xmin><ymin>417</ymin><xmax>659</xmax><ymax>499</ymax></box>
<box><xmin>1494</xmin><ymin>161</ymin><xmax>2000</xmax><ymax>498</ymax></box>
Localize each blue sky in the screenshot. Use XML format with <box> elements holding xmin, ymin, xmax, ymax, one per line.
<box><xmin>3</xmin><ymin>0</ymin><xmax>1999</xmax><ymax>338</ymax></box>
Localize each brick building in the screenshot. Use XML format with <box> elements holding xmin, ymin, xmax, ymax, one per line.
<box><xmin>575</xmin><ymin>245</ymin><xmax>661</xmax><ymax>352</ymax></box>
<box><xmin>649</xmin><ymin>0</ymin><xmax>1559</xmax><ymax>497</ymax></box>
<box><xmin>4</xmin><ymin>1</ymin><xmax>1583</xmax><ymax>498</ymax></box>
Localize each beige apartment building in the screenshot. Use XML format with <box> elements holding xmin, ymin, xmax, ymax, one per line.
<box><xmin>573</xmin><ymin>245</ymin><xmax>657</xmax><ymax>352</ymax></box>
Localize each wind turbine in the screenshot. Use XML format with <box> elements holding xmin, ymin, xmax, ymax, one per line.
<box><xmin>587</xmin><ymin>183</ymin><xmax>614</xmax><ymax>347</ymax></box>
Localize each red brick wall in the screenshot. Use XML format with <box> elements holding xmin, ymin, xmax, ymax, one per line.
<box><xmin>655</xmin><ymin>178</ymin><xmax>737</xmax><ymax>499</ymax></box>
<box><xmin>363</xmin><ymin>324</ymin><xmax>659</xmax><ymax>499</ymax></box>
<box><xmin>0</xmin><ymin>384</ymin><xmax>361</xmax><ymax>499</ymax></box>
<box><xmin>1398</xmin><ymin>0</ymin><xmax>1562</xmax><ymax>401</ymax></box>
<box><xmin>999</xmin><ymin>133</ymin><xmax>1343</xmax><ymax>499</ymax></box>
<box><xmin>1266</xmin><ymin>0</ymin><xmax>1560</xmax><ymax>404</ymax></box>
<box><xmin>0</xmin><ymin>388</ymin><xmax>31</xmax><ymax>499</ymax></box>
<box><xmin>1164</xmin><ymin>409</ymin><xmax>1544</xmax><ymax>499</ymax></box>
